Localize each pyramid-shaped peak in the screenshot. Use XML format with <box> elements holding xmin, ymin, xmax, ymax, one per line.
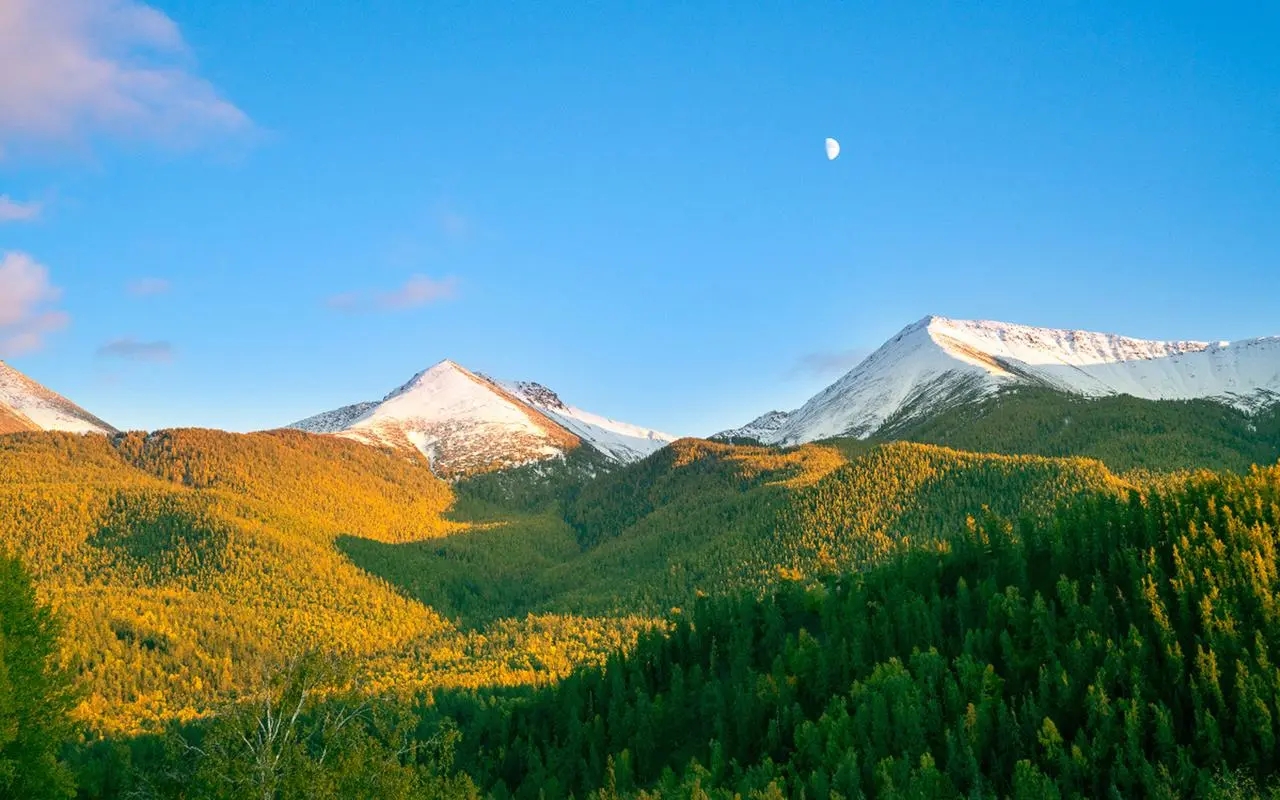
<box><xmin>382</xmin><ymin>359</ymin><xmax>478</xmax><ymax>402</ymax></box>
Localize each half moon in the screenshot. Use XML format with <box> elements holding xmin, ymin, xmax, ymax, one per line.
<box><xmin>825</xmin><ymin>137</ymin><xmax>840</xmax><ymax>161</ymax></box>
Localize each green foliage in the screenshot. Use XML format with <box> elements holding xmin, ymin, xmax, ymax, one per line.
<box><xmin>548</xmin><ymin>439</ymin><xmax>1122</xmax><ymax>614</ymax></box>
<box><xmin>451</xmin><ymin>448</ymin><xmax>610</xmax><ymax>519</ymax></box>
<box><xmin>346</xmin><ymin>438</ymin><xmax>1123</xmax><ymax>622</ymax></box>
<box><xmin>421</xmin><ymin>462</ymin><xmax>1280</xmax><ymax>798</ymax></box>
<box><xmin>0</xmin><ymin>551</ymin><xmax>76</xmax><ymax>798</ymax></box>
<box><xmin>880</xmin><ymin>387</ymin><xmax>1280</xmax><ymax>473</ymax></box>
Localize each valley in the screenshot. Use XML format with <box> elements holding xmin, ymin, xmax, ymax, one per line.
<box><xmin>3</xmin><ymin>315</ymin><xmax>1280</xmax><ymax>797</ymax></box>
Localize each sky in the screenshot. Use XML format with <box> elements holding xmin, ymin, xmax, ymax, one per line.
<box><xmin>1</xmin><ymin>0</ymin><xmax>1277</xmax><ymax>436</ymax></box>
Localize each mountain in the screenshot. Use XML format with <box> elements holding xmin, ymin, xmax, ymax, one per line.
<box><xmin>289</xmin><ymin>360</ymin><xmax>674</xmax><ymax>476</ymax></box>
<box><xmin>723</xmin><ymin>315</ymin><xmax>1280</xmax><ymax>446</ymax></box>
<box><xmin>0</xmin><ymin>360</ymin><xmax>117</xmax><ymax>435</ymax></box>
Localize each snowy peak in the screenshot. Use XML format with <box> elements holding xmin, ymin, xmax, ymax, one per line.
<box><xmin>745</xmin><ymin>316</ymin><xmax>1280</xmax><ymax>447</ymax></box>
<box><xmin>924</xmin><ymin>316</ymin><xmax>1211</xmax><ymax>373</ymax></box>
<box><xmin>381</xmin><ymin>359</ymin><xmax>471</xmax><ymax>403</ymax></box>
<box><xmin>0</xmin><ymin>360</ymin><xmax>117</xmax><ymax>435</ymax></box>
<box><xmin>289</xmin><ymin>360</ymin><xmax>674</xmax><ymax>476</ymax></box>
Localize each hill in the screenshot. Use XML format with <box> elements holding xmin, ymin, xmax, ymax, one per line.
<box><xmin>878</xmin><ymin>386</ymin><xmax>1280</xmax><ymax>473</ymax></box>
<box><xmin>0</xmin><ymin>430</ymin><xmax>648</xmax><ymax>734</ymax></box>
<box><xmin>342</xmin><ymin>438</ymin><xmax>1129</xmax><ymax>622</ymax></box>
<box><xmin>428</xmin><ymin>462</ymin><xmax>1280</xmax><ymax>798</ymax></box>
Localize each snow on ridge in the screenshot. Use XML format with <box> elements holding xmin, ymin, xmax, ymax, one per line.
<box><xmin>746</xmin><ymin>316</ymin><xmax>1280</xmax><ymax>447</ymax></box>
<box><xmin>287</xmin><ymin>359</ymin><xmax>673</xmax><ymax>474</ymax></box>
<box><xmin>289</xmin><ymin>402</ymin><xmax>379</xmax><ymax>434</ymax></box>
<box><xmin>0</xmin><ymin>360</ymin><xmax>117</xmax><ymax>435</ymax></box>
<box><xmin>497</xmin><ymin>378</ymin><xmax>676</xmax><ymax>463</ymax></box>
<box><xmin>712</xmin><ymin>410</ymin><xmax>791</xmax><ymax>442</ymax></box>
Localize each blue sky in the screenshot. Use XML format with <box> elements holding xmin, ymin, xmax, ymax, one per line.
<box><xmin>1</xmin><ymin>1</ymin><xmax>1277</xmax><ymax>436</ymax></box>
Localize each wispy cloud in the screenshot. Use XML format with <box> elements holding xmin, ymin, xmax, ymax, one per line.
<box><xmin>327</xmin><ymin>275</ymin><xmax>459</xmax><ymax>313</ymax></box>
<box><xmin>378</xmin><ymin>275</ymin><xmax>458</xmax><ymax>309</ymax></box>
<box><xmin>788</xmin><ymin>348</ymin><xmax>873</xmax><ymax>379</ymax></box>
<box><xmin>95</xmin><ymin>337</ymin><xmax>174</xmax><ymax>362</ymax></box>
<box><xmin>0</xmin><ymin>0</ymin><xmax>250</xmax><ymax>151</ymax></box>
<box><xmin>127</xmin><ymin>277</ymin><xmax>170</xmax><ymax>296</ymax></box>
<box><xmin>437</xmin><ymin>208</ymin><xmax>471</xmax><ymax>239</ymax></box>
<box><xmin>0</xmin><ymin>195</ymin><xmax>42</xmax><ymax>222</ymax></box>
<box><xmin>0</xmin><ymin>251</ymin><xmax>69</xmax><ymax>357</ymax></box>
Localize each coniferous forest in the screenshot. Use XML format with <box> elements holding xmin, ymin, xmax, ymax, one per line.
<box><xmin>3</xmin><ymin>394</ymin><xmax>1280</xmax><ymax>797</ymax></box>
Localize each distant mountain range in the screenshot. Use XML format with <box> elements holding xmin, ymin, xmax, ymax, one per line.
<box><xmin>718</xmin><ymin>315</ymin><xmax>1280</xmax><ymax>445</ymax></box>
<box><xmin>5</xmin><ymin>315</ymin><xmax>1280</xmax><ymax>475</ymax></box>
<box><xmin>288</xmin><ymin>360</ymin><xmax>674</xmax><ymax>476</ymax></box>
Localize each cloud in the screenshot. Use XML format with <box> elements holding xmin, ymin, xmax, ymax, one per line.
<box><xmin>0</xmin><ymin>251</ymin><xmax>69</xmax><ymax>356</ymax></box>
<box><xmin>327</xmin><ymin>275</ymin><xmax>459</xmax><ymax>313</ymax></box>
<box><xmin>788</xmin><ymin>348</ymin><xmax>873</xmax><ymax>379</ymax></box>
<box><xmin>0</xmin><ymin>0</ymin><xmax>250</xmax><ymax>151</ymax></box>
<box><xmin>0</xmin><ymin>195</ymin><xmax>41</xmax><ymax>221</ymax></box>
<box><xmin>127</xmin><ymin>277</ymin><xmax>170</xmax><ymax>296</ymax></box>
<box><xmin>437</xmin><ymin>208</ymin><xmax>470</xmax><ymax>239</ymax></box>
<box><xmin>95</xmin><ymin>337</ymin><xmax>173</xmax><ymax>362</ymax></box>
<box><xmin>377</xmin><ymin>275</ymin><xmax>458</xmax><ymax>309</ymax></box>
<box><xmin>324</xmin><ymin>291</ymin><xmax>361</xmax><ymax>312</ymax></box>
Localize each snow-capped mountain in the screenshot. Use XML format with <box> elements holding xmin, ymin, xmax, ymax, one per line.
<box><xmin>0</xmin><ymin>360</ymin><xmax>117</xmax><ymax>435</ymax></box>
<box><xmin>288</xmin><ymin>360</ymin><xmax>674</xmax><ymax>476</ymax></box>
<box><xmin>726</xmin><ymin>316</ymin><xmax>1280</xmax><ymax>446</ymax></box>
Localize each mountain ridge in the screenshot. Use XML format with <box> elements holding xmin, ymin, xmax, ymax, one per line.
<box><xmin>720</xmin><ymin>315</ymin><xmax>1280</xmax><ymax>445</ymax></box>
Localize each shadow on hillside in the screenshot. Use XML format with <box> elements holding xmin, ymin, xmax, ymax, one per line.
<box><xmin>336</xmin><ymin>511</ymin><xmax>581</xmax><ymax>629</ymax></box>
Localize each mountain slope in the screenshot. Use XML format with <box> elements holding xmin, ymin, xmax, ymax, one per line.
<box><xmin>0</xmin><ymin>429</ymin><xmax>648</xmax><ymax>734</ymax></box>
<box><xmin>290</xmin><ymin>360</ymin><xmax>673</xmax><ymax>476</ymax></box>
<box><xmin>880</xmin><ymin>386</ymin><xmax>1280</xmax><ymax>473</ymax></box>
<box><xmin>735</xmin><ymin>316</ymin><xmax>1280</xmax><ymax>446</ymax></box>
<box><xmin>345</xmin><ymin>438</ymin><xmax>1127</xmax><ymax>621</ymax></box>
<box><xmin>0</xmin><ymin>360</ymin><xmax>117</xmax><ymax>435</ymax></box>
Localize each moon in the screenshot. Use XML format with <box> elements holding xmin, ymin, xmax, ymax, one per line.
<box><xmin>825</xmin><ymin>137</ymin><xmax>840</xmax><ymax>161</ymax></box>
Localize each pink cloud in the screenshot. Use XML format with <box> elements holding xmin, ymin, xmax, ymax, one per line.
<box><xmin>0</xmin><ymin>252</ymin><xmax>69</xmax><ymax>356</ymax></box>
<box><xmin>127</xmin><ymin>277</ymin><xmax>170</xmax><ymax>296</ymax></box>
<box><xmin>0</xmin><ymin>195</ymin><xmax>42</xmax><ymax>222</ymax></box>
<box><xmin>0</xmin><ymin>0</ymin><xmax>250</xmax><ymax>151</ymax></box>
<box><xmin>327</xmin><ymin>275</ymin><xmax>459</xmax><ymax>313</ymax></box>
<box><xmin>377</xmin><ymin>275</ymin><xmax>458</xmax><ymax>309</ymax></box>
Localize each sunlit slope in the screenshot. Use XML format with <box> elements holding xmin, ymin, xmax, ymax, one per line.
<box><xmin>877</xmin><ymin>387</ymin><xmax>1280</xmax><ymax>473</ymax></box>
<box><xmin>555</xmin><ymin>439</ymin><xmax>1126</xmax><ymax>612</ymax></box>
<box><xmin>116</xmin><ymin>428</ymin><xmax>462</xmax><ymax>542</ymax></box>
<box><xmin>0</xmin><ymin>431</ymin><xmax>465</xmax><ymax>732</ymax></box>
<box><xmin>346</xmin><ymin>439</ymin><xmax>1129</xmax><ymax>620</ymax></box>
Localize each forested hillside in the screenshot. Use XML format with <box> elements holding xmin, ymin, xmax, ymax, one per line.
<box><xmin>0</xmin><ymin>431</ymin><xmax>647</xmax><ymax>735</ymax></box>
<box><xmin>5</xmin><ymin>417</ymin><xmax>1280</xmax><ymax>796</ymax></box>
<box><xmin>342</xmin><ymin>438</ymin><xmax>1126</xmax><ymax>621</ymax></box>
<box><xmin>424</xmin><ymin>463</ymin><xmax>1280</xmax><ymax>798</ymax></box>
<box><xmin>879</xmin><ymin>388</ymin><xmax>1280</xmax><ymax>473</ymax></box>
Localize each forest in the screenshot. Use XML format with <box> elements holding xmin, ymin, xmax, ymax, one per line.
<box><xmin>2</xmin><ymin>391</ymin><xmax>1280</xmax><ymax>797</ymax></box>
